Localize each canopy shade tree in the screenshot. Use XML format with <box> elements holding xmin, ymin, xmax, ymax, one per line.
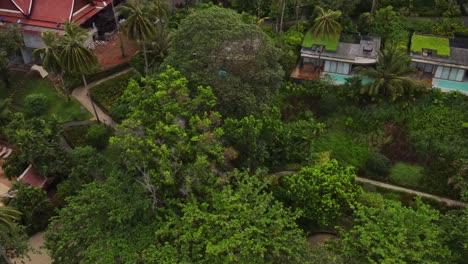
<box><xmin>164</xmin><ymin>6</ymin><xmax>284</xmax><ymax>117</ymax></box>
<box><xmin>111</xmin><ymin>66</ymin><xmax>227</xmax><ymax>207</ymax></box>
<box><xmin>0</xmin><ymin>25</ymin><xmax>22</xmax><ymax>88</ymax></box>
<box><xmin>46</xmin><ymin>173</ymin><xmax>160</xmax><ymax>263</ymax></box>
<box><xmin>143</xmin><ymin>172</ymin><xmax>311</xmax><ymax>263</ymax></box>
<box><xmin>275</xmin><ymin>159</ymin><xmax>361</xmax><ymax>228</ymax></box>
<box><xmin>339</xmin><ymin>198</ymin><xmax>453</xmax><ymax>263</ymax></box>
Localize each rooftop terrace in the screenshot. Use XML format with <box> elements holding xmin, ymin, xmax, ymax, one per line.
<box><xmin>302</xmin><ymin>31</ymin><xmax>340</xmax><ymax>51</ymax></box>
<box><xmin>410</xmin><ymin>34</ymin><xmax>450</xmax><ymax>56</ymax></box>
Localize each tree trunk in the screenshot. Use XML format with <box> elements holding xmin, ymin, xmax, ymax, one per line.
<box><xmin>61</xmin><ymin>72</ymin><xmax>70</xmax><ymax>101</ymax></box>
<box><xmin>82</xmin><ymin>75</ymin><xmax>101</xmax><ymax>123</ymax></box>
<box><xmin>278</xmin><ymin>0</ymin><xmax>286</xmax><ymax>46</ymax></box>
<box><xmin>142</xmin><ymin>40</ymin><xmax>149</xmax><ymax>76</ymax></box>
<box><xmin>295</xmin><ymin>0</ymin><xmax>299</xmax><ymax>31</ymax></box>
<box><xmin>111</xmin><ymin>1</ymin><xmax>126</xmax><ymax>58</ymax></box>
<box><xmin>371</xmin><ymin>0</ymin><xmax>379</xmax><ymax>15</ymax></box>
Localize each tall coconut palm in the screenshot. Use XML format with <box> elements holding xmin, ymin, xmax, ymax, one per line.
<box><xmin>118</xmin><ymin>0</ymin><xmax>157</xmax><ymax>75</ymax></box>
<box><xmin>354</xmin><ymin>44</ymin><xmax>419</xmax><ymax>101</ymax></box>
<box><xmin>312</xmin><ymin>6</ymin><xmax>342</xmax><ymax>39</ymax></box>
<box><xmin>0</xmin><ymin>206</ymin><xmax>21</xmax><ymax>229</ymax></box>
<box><xmin>147</xmin><ymin>0</ymin><xmax>169</xmax><ymax>22</ymax></box>
<box><xmin>33</xmin><ymin>31</ymin><xmax>68</xmax><ymax>97</ymax></box>
<box><xmin>60</xmin><ymin>22</ymin><xmax>100</xmax><ymax>122</ymax></box>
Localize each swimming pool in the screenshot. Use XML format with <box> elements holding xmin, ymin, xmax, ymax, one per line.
<box><xmin>323</xmin><ymin>73</ymin><xmax>372</xmax><ymax>85</ymax></box>
<box><xmin>432</xmin><ymin>78</ymin><xmax>468</xmax><ymax>92</ymax></box>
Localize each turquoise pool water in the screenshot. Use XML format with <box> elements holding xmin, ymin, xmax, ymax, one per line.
<box><xmin>323</xmin><ymin>73</ymin><xmax>372</xmax><ymax>85</ymax></box>
<box><xmin>433</xmin><ymin>78</ymin><xmax>468</xmax><ymax>92</ymax></box>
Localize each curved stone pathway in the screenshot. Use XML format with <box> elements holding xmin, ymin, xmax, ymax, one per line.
<box><xmin>269</xmin><ymin>171</ymin><xmax>467</xmax><ymax>207</ymax></box>
<box><xmin>72</xmin><ymin>69</ymin><xmax>133</xmax><ymax>128</ymax></box>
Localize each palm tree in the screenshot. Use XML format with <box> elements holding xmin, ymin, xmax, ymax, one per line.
<box><xmin>354</xmin><ymin>44</ymin><xmax>419</xmax><ymax>101</ymax></box>
<box><xmin>60</xmin><ymin>22</ymin><xmax>100</xmax><ymax>122</ymax></box>
<box><xmin>311</xmin><ymin>6</ymin><xmax>342</xmax><ymax>39</ymax></box>
<box><xmin>33</xmin><ymin>31</ymin><xmax>68</xmax><ymax>97</ymax></box>
<box><xmin>147</xmin><ymin>0</ymin><xmax>169</xmax><ymax>22</ymax></box>
<box><xmin>118</xmin><ymin>0</ymin><xmax>157</xmax><ymax>75</ymax></box>
<box><xmin>0</xmin><ymin>206</ymin><xmax>21</xmax><ymax>229</ymax></box>
<box><xmin>144</xmin><ymin>24</ymin><xmax>172</xmax><ymax>72</ymax></box>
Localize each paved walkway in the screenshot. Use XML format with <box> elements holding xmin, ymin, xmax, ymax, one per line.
<box><xmin>72</xmin><ymin>69</ymin><xmax>133</xmax><ymax>128</ymax></box>
<box><xmin>269</xmin><ymin>171</ymin><xmax>467</xmax><ymax>207</ymax></box>
<box><xmin>13</xmin><ymin>232</ymin><xmax>51</xmax><ymax>264</ymax></box>
<box><xmin>356</xmin><ymin>177</ymin><xmax>467</xmax><ymax>207</ymax></box>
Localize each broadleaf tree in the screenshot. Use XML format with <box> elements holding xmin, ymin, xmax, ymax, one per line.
<box><xmin>164</xmin><ymin>6</ymin><xmax>284</xmax><ymax>117</ymax></box>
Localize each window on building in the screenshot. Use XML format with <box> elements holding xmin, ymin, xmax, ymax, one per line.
<box><xmin>435</xmin><ymin>66</ymin><xmax>465</xmax><ymax>81</ymax></box>
<box><xmin>324</xmin><ymin>61</ymin><xmax>351</xmax><ymax>75</ymax></box>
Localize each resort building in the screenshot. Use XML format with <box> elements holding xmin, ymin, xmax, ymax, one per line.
<box><xmin>410</xmin><ymin>33</ymin><xmax>468</xmax><ymax>92</ymax></box>
<box><xmin>291</xmin><ymin>31</ymin><xmax>381</xmax><ymax>84</ymax></box>
<box><xmin>0</xmin><ymin>0</ymin><xmax>124</xmax><ymax>64</ymax></box>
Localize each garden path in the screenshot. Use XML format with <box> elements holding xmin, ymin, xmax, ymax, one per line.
<box><xmin>72</xmin><ymin>69</ymin><xmax>133</xmax><ymax>128</ymax></box>
<box><xmin>269</xmin><ymin>171</ymin><xmax>467</xmax><ymax>207</ymax></box>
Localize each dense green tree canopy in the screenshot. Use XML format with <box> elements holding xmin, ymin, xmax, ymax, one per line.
<box><xmin>111</xmin><ymin>67</ymin><xmax>227</xmax><ymax>206</ymax></box>
<box><xmin>164</xmin><ymin>6</ymin><xmax>284</xmax><ymax>117</ymax></box>
<box><xmin>10</xmin><ymin>182</ymin><xmax>53</xmax><ymax>235</ymax></box>
<box><xmin>276</xmin><ymin>159</ymin><xmax>361</xmax><ymax>227</ymax></box>
<box><xmin>0</xmin><ymin>223</ymin><xmax>29</xmax><ymax>261</ymax></box>
<box><xmin>0</xmin><ymin>25</ymin><xmax>22</xmax><ymax>87</ymax></box>
<box><xmin>143</xmin><ymin>172</ymin><xmax>311</xmax><ymax>263</ymax></box>
<box><xmin>46</xmin><ymin>173</ymin><xmax>158</xmax><ymax>264</ymax></box>
<box><xmin>339</xmin><ymin>198</ymin><xmax>453</xmax><ymax>263</ymax></box>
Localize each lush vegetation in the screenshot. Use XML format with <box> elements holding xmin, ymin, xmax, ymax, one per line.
<box><xmin>89</xmin><ymin>71</ymin><xmax>137</xmax><ymax>118</ymax></box>
<box><xmin>0</xmin><ymin>74</ymin><xmax>91</xmax><ymax>122</ymax></box>
<box><xmin>1</xmin><ymin>1</ymin><xmax>468</xmax><ymax>263</ymax></box>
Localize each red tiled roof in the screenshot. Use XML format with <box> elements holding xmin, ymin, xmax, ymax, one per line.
<box><xmin>0</xmin><ymin>0</ymin><xmax>112</xmax><ymax>30</ymax></box>
<box><xmin>18</xmin><ymin>165</ymin><xmax>49</xmax><ymax>188</ymax></box>
<box><xmin>10</xmin><ymin>0</ymin><xmax>33</xmax><ymax>16</ymax></box>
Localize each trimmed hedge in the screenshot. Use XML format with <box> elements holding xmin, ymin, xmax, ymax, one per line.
<box><xmin>63</xmin><ymin>123</ymin><xmax>113</xmax><ymax>150</ymax></box>
<box><xmin>89</xmin><ymin>71</ymin><xmax>137</xmax><ymax>114</ymax></box>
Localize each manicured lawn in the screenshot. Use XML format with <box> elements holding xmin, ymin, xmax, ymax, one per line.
<box><xmin>389</xmin><ymin>162</ymin><xmax>424</xmax><ymax>189</ymax></box>
<box><xmin>0</xmin><ymin>74</ymin><xmax>91</xmax><ymax>122</ymax></box>
<box><xmin>302</xmin><ymin>30</ymin><xmax>340</xmax><ymax>51</ymax></box>
<box><xmin>410</xmin><ymin>34</ymin><xmax>450</xmax><ymax>56</ymax></box>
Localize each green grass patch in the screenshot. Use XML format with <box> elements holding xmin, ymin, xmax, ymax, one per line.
<box><xmin>302</xmin><ymin>30</ymin><xmax>340</xmax><ymax>51</ymax></box>
<box><xmin>410</xmin><ymin>35</ymin><xmax>450</xmax><ymax>56</ymax></box>
<box><xmin>389</xmin><ymin>162</ymin><xmax>424</xmax><ymax>189</ymax></box>
<box><xmin>313</xmin><ymin>130</ymin><xmax>370</xmax><ymax>168</ymax></box>
<box><xmin>89</xmin><ymin>71</ymin><xmax>136</xmax><ymax>114</ymax></box>
<box><xmin>0</xmin><ymin>74</ymin><xmax>91</xmax><ymax>122</ymax></box>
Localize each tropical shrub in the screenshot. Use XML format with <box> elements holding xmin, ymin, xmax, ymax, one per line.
<box><xmin>276</xmin><ymin>159</ymin><xmax>361</xmax><ymax>228</ymax></box>
<box><xmin>89</xmin><ymin>71</ymin><xmax>136</xmax><ymax>114</ymax></box>
<box><xmin>364</xmin><ymin>152</ymin><xmax>391</xmax><ymax>180</ymax></box>
<box><xmin>313</xmin><ymin>131</ymin><xmax>370</xmax><ymax>169</ymax></box>
<box><xmin>86</xmin><ymin>124</ymin><xmax>112</xmax><ymax>150</ymax></box>
<box><xmin>24</xmin><ymin>94</ymin><xmax>48</xmax><ymax>116</ymax></box>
